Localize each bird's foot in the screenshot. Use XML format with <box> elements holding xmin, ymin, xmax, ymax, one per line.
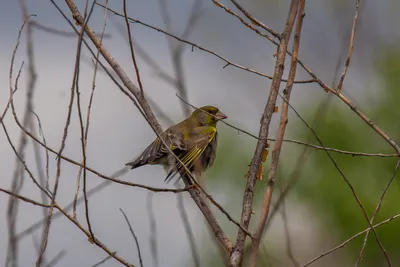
<box><xmin>185</xmin><ymin>184</ymin><xmax>199</xmax><ymax>191</ymax></box>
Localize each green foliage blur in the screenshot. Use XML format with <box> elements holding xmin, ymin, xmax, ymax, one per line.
<box><xmin>197</xmin><ymin>50</ymin><xmax>400</xmax><ymax>266</ymax></box>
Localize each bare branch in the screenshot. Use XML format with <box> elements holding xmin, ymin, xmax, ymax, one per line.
<box><xmin>123</xmin><ymin>0</ymin><xmax>144</xmax><ymax>97</ymax></box>
<box><xmin>73</xmin><ymin>0</ymin><xmax>109</xmax><ymax>219</ymax></box>
<box><xmin>229</xmin><ymin>0</ymin><xmax>280</xmax><ymax>38</ymax></box>
<box><xmin>119</xmin><ymin>209</ymin><xmax>144</xmax><ymax>267</ymax></box>
<box><xmin>355</xmin><ymin>159</ymin><xmax>400</xmax><ymax>266</ymax></box>
<box><xmin>211</xmin><ymin>0</ymin><xmax>276</xmax><ymax>43</ymax></box>
<box><xmin>337</xmin><ymin>0</ymin><xmax>360</xmax><ymax>92</ymax></box>
<box><xmin>302</xmin><ymin>213</ymin><xmax>400</xmax><ymax>267</ymax></box>
<box><xmin>0</xmin><ymin>188</ymin><xmax>51</xmax><ymax>208</ymax></box>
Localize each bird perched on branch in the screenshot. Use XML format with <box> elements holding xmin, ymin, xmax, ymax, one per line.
<box><xmin>126</xmin><ymin>106</ymin><xmax>227</xmax><ymax>185</ymax></box>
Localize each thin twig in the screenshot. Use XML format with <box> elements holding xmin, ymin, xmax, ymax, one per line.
<box><xmin>30</xmin><ymin>110</ymin><xmax>51</xmax><ymax>192</ymax></box>
<box><xmin>265</xmin><ymin>96</ymin><xmax>334</xmax><ymax>231</ymax></box>
<box><xmin>119</xmin><ymin>209</ymin><xmax>144</xmax><ymax>267</ymax></box>
<box><xmin>211</xmin><ymin>0</ymin><xmax>276</xmax><ymax>43</ymax></box>
<box><xmin>301</xmin><ymin>213</ymin><xmax>400</xmax><ymax>267</ymax></box>
<box><xmin>355</xmin><ymin>159</ymin><xmax>400</xmax><ymax>266</ymax></box>
<box><xmin>0</xmin><ymin>188</ymin><xmax>51</xmax><ymax>208</ymax></box>
<box><xmin>123</xmin><ymin>0</ymin><xmax>144</xmax><ymax>97</ymax></box>
<box><xmin>73</xmin><ymin>0</ymin><xmax>97</xmax><ymax>241</ymax></box>
<box><xmin>91</xmin><ymin>253</ymin><xmax>116</xmax><ymax>267</ymax></box>
<box><xmin>177</xmin><ymin>94</ymin><xmax>398</xmax><ymax>158</ymax></box>
<box><xmin>337</xmin><ymin>0</ymin><xmax>360</xmax><ymax>92</ymax></box>
<box><xmin>73</xmin><ymin>0</ymin><xmax>109</xmax><ymax>219</ymax></box>
<box><xmin>229</xmin><ymin>0</ymin><xmax>280</xmax><ymax>38</ymax></box>
<box><xmin>44</xmin><ymin>250</ymin><xmax>67</xmax><ymax>267</ymax></box>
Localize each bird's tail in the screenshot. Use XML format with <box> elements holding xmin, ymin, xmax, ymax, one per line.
<box><xmin>125</xmin><ymin>158</ymin><xmax>146</xmax><ymax>169</ymax></box>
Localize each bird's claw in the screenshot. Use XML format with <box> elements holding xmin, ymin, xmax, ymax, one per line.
<box><xmin>185</xmin><ymin>184</ymin><xmax>198</xmax><ymax>191</ymax></box>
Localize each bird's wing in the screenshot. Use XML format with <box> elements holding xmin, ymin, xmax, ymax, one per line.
<box><xmin>165</xmin><ymin>126</ymin><xmax>217</xmax><ymax>182</ymax></box>
<box><xmin>126</xmin><ymin>128</ymin><xmax>186</xmax><ymax>169</ymax></box>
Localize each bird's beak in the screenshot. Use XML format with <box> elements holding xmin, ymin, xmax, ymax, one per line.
<box><xmin>215</xmin><ymin>111</ymin><xmax>227</xmax><ymax>120</ymax></box>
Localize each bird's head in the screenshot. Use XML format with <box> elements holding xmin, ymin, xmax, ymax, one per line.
<box><xmin>191</xmin><ymin>106</ymin><xmax>227</xmax><ymax>127</ymax></box>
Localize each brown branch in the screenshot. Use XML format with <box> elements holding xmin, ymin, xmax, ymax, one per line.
<box><xmin>73</xmin><ymin>0</ymin><xmax>97</xmax><ymax>241</ymax></box>
<box><xmin>337</xmin><ymin>0</ymin><xmax>360</xmax><ymax>92</ymax></box>
<box><xmin>53</xmin><ymin>203</ymin><xmax>133</xmax><ymax>266</ymax></box>
<box><xmin>0</xmin><ymin>188</ymin><xmax>51</xmax><ymax>208</ymax></box>
<box><xmin>229</xmin><ymin>0</ymin><xmax>280</xmax><ymax>39</ymax></box>
<box><xmin>123</xmin><ymin>0</ymin><xmax>144</xmax><ymax>97</ymax></box>
<box><xmin>229</xmin><ymin>1</ymin><xmax>300</xmax><ymax>266</ymax></box>
<box><xmin>249</xmin><ymin>1</ymin><xmax>304</xmax><ymax>266</ymax></box>
<box><xmin>211</xmin><ymin>0</ymin><xmax>276</xmax><ymax>43</ymax></box>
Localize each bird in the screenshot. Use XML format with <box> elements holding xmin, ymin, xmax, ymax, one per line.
<box><xmin>126</xmin><ymin>106</ymin><xmax>227</xmax><ymax>185</ymax></box>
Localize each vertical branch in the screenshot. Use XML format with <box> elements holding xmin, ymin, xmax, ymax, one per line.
<box><xmin>30</xmin><ymin>111</ymin><xmax>52</xmax><ymax>267</ymax></box>
<box><xmin>229</xmin><ymin>1</ymin><xmax>300</xmax><ymax>266</ymax></box>
<box><xmin>248</xmin><ymin>1</ymin><xmax>304</xmax><ymax>266</ymax></box>
<box><xmin>123</xmin><ymin>0</ymin><xmax>144</xmax><ymax>97</ymax></box>
<box><xmin>336</xmin><ymin>0</ymin><xmax>360</xmax><ymax>92</ymax></box>
<box><xmin>119</xmin><ymin>209</ymin><xmax>144</xmax><ymax>267</ymax></box>
<box><xmin>73</xmin><ymin>0</ymin><xmax>109</xmax><ymax>219</ymax></box>
<box><xmin>74</xmin><ymin>0</ymin><xmax>96</xmax><ymax>241</ymax></box>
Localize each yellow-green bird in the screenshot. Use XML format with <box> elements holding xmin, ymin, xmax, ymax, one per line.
<box><xmin>126</xmin><ymin>106</ymin><xmax>227</xmax><ymax>184</ymax></box>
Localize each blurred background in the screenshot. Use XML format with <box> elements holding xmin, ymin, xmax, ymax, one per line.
<box><xmin>1</xmin><ymin>0</ymin><xmax>400</xmax><ymax>266</ymax></box>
